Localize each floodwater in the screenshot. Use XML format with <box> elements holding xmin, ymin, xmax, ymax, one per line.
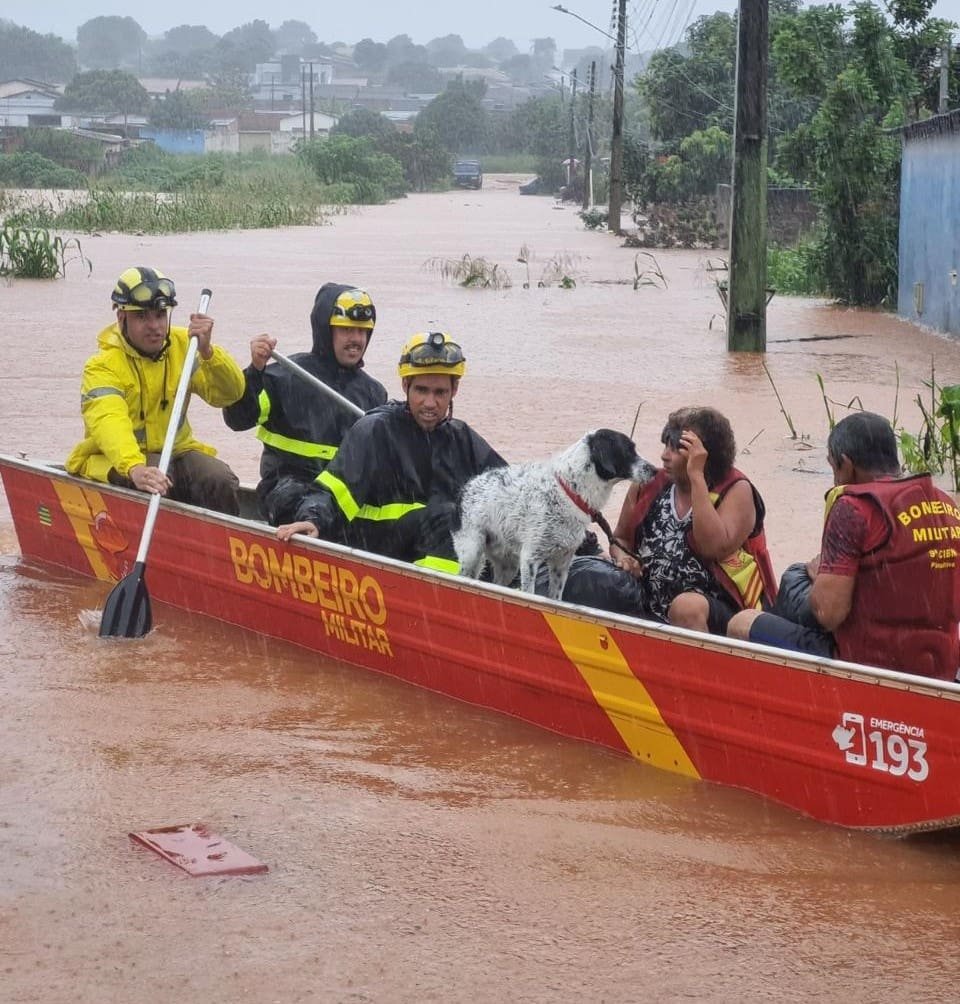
<box><xmin>2</xmin><ymin>176</ymin><xmax>960</xmax><ymax>1002</ymax></box>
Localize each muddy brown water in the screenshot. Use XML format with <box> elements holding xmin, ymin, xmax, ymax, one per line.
<box><xmin>2</xmin><ymin>176</ymin><xmax>960</xmax><ymax>1002</ymax></box>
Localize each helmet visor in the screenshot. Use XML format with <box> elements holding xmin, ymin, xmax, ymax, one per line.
<box><xmin>400</xmin><ymin>339</ymin><xmax>465</xmax><ymax>370</ymax></box>
<box><xmin>121</xmin><ymin>277</ymin><xmax>177</xmax><ymax>310</ymax></box>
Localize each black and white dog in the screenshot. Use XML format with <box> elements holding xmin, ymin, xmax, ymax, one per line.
<box><xmin>453</xmin><ymin>429</ymin><xmax>657</xmax><ymax>600</ymax></box>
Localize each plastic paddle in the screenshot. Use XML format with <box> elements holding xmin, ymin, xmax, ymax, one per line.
<box><xmin>99</xmin><ymin>288</ymin><xmax>212</xmax><ymax>639</ymax></box>
<box><xmin>268</xmin><ymin>349</ymin><xmax>364</xmax><ymax>419</ymax></box>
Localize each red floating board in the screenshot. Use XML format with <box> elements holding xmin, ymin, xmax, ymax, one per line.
<box><xmin>129</xmin><ymin>823</ymin><xmax>269</xmax><ymax>877</ymax></box>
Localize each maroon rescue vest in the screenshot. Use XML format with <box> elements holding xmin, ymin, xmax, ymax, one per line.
<box><xmin>627</xmin><ymin>468</ymin><xmax>778</xmax><ymax>610</ymax></box>
<box><xmin>827</xmin><ymin>475</ymin><xmax>960</xmax><ymax>680</ymax></box>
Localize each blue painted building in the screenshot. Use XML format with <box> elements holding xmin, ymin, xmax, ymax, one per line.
<box><xmin>898</xmin><ymin>109</ymin><xmax>960</xmax><ymax>336</ymax></box>
<box><xmin>139</xmin><ymin>127</ymin><xmax>205</xmax><ymax>155</ymax></box>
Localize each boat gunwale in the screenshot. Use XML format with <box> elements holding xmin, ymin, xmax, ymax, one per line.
<box><xmin>4</xmin><ymin>451</ymin><xmax>959</xmax><ymax>704</ymax></box>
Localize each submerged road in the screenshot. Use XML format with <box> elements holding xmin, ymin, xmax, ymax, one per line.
<box><xmin>2</xmin><ymin>177</ymin><xmax>960</xmax><ymax>1001</ymax></box>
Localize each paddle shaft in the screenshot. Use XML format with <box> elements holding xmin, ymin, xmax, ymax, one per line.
<box><xmin>132</xmin><ymin>289</ymin><xmax>210</xmax><ymax>564</ymax></box>
<box><xmin>268</xmin><ymin>349</ymin><xmax>364</xmax><ymax>419</ymax></box>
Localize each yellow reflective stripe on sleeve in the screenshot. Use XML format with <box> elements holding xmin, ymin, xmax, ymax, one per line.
<box><xmin>415</xmin><ymin>556</ymin><xmax>460</xmax><ymax>574</ymax></box>
<box><xmin>256</xmin><ymin>388</ymin><xmax>271</xmax><ymax>425</ymax></box>
<box><xmin>255</xmin><ymin>426</ymin><xmax>338</xmax><ymax>460</ymax></box>
<box><xmin>316</xmin><ymin>470</ymin><xmax>426</xmax><ymax>523</ymax></box>
<box><xmin>317</xmin><ymin>469</ymin><xmax>360</xmax><ymax>520</ymax></box>
<box><xmin>544</xmin><ymin>613</ymin><xmax>700</xmax><ymax>778</ymax></box>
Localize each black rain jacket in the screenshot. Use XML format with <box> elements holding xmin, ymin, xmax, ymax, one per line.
<box><xmin>222</xmin><ymin>282</ymin><xmax>387</xmax><ymax>497</ymax></box>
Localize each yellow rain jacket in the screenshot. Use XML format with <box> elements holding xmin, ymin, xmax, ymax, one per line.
<box><xmin>66</xmin><ymin>322</ymin><xmax>245</xmax><ymax>483</ymax></box>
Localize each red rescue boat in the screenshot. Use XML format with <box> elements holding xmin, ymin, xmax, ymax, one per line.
<box><xmin>2</xmin><ymin>452</ymin><xmax>958</xmax><ymax>834</ymax></box>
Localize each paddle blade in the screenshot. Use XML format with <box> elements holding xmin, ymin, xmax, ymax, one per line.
<box><xmin>99</xmin><ymin>561</ymin><xmax>153</xmax><ymax>638</ymax></box>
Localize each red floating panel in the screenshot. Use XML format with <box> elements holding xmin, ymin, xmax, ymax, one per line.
<box><xmin>129</xmin><ymin>823</ymin><xmax>269</xmax><ymax>877</ymax></box>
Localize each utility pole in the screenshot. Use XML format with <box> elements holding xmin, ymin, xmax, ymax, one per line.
<box><xmin>568</xmin><ymin>68</ymin><xmax>578</xmax><ymax>188</ymax></box>
<box><xmin>301</xmin><ymin>64</ymin><xmax>307</xmax><ymax>138</ymax></box>
<box><xmin>583</xmin><ymin>60</ymin><xmax>596</xmax><ymax>212</ymax></box>
<box><xmin>726</xmin><ymin>0</ymin><xmax>769</xmax><ymax>352</ymax></box>
<box><xmin>608</xmin><ymin>0</ymin><xmax>626</xmax><ymax>235</ymax></box>
<box><xmin>308</xmin><ymin>60</ymin><xmax>315</xmax><ymax>141</ymax></box>
<box><xmin>940</xmin><ymin>41</ymin><xmax>950</xmax><ymax>114</ymax></box>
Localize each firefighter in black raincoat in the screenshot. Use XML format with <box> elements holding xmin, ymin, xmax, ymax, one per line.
<box><xmin>223</xmin><ymin>283</ymin><xmax>387</xmax><ymax>524</ymax></box>
<box><xmin>276</xmin><ymin>331</ymin><xmax>506</xmax><ymax>572</ymax></box>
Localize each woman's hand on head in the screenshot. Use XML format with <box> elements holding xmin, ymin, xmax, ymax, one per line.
<box><xmin>679</xmin><ymin>429</ymin><xmax>708</xmax><ymax>480</ymax></box>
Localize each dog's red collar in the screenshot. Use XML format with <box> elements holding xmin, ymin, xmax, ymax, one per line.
<box><xmin>555</xmin><ymin>474</ymin><xmax>598</xmax><ymax>519</ymax></box>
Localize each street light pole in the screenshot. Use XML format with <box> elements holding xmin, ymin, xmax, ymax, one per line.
<box><xmin>552</xmin><ymin>3</ymin><xmax>626</xmax><ymax>234</ymax></box>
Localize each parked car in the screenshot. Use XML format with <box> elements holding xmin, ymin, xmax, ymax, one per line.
<box><xmin>453</xmin><ymin>160</ymin><xmax>483</xmax><ymax>189</ymax></box>
<box><xmin>519</xmin><ymin>176</ymin><xmax>542</xmax><ymax>195</ymax></box>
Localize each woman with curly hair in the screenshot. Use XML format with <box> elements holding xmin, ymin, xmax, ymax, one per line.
<box><xmin>609</xmin><ymin>406</ymin><xmax>778</xmax><ymax>634</ymax></box>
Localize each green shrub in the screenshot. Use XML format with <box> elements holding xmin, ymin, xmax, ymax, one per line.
<box><xmin>767</xmin><ymin>240</ymin><xmax>827</xmax><ymax>296</ymax></box>
<box><xmin>0</xmin><ymin>152</ymin><xmax>87</xmax><ymax>189</ymax></box>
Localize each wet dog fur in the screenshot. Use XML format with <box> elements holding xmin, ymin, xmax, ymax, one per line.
<box><xmin>452</xmin><ymin>429</ymin><xmax>657</xmax><ymax>600</ymax></box>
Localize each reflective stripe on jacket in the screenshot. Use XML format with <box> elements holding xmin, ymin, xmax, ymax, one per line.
<box><xmin>65</xmin><ymin>322</ymin><xmax>245</xmax><ymax>483</ymax></box>
<box><xmin>223</xmin><ymin>353</ymin><xmax>386</xmax><ymax>493</ymax></box>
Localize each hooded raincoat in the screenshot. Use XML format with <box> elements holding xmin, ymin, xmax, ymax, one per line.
<box><xmin>223</xmin><ymin>282</ymin><xmax>387</xmax><ymax>521</ymax></box>
<box><xmin>298</xmin><ymin>400</ymin><xmax>506</xmax><ymax>571</ymax></box>
<box><xmin>65</xmin><ymin>321</ymin><xmax>245</xmax><ymax>484</ymax></box>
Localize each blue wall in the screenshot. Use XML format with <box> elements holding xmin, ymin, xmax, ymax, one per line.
<box><xmin>139</xmin><ymin>128</ymin><xmax>205</xmax><ymax>155</ymax></box>
<box><xmin>898</xmin><ymin>130</ymin><xmax>960</xmax><ymax>335</ymax></box>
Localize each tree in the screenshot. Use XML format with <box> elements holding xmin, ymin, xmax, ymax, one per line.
<box><xmin>387</xmin><ymin>61</ymin><xmax>443</xmax><ymax>94</ymax></box>
<box><xmin>353</xmin><ymin>38</ymin><xmax>388</xmax><ymax>75</ymax></box>
<box><xmin>57</xmin><ymin>70</ymin><xmax>151</xmax><ymax>121</ymax></box>
<box><xmin>149</xmin><ymin>89</ymin><xmax>210</xmax><ymax>131</ymax></box>
<box><xmin>144</xmin><ymin>25</ymin><xmax>219</xmax><ymax>78</ymax></box>
<box><xmin>0</xmin><ymin>21</ymin><xmax>76</xmax><ymax>82</ymax></box>
<box><xmin>483</xmin><ymin>37</ymin><xmax>518</xmax><ymax>63</ymax></box>
<box><xmin>500</xmin><ymin>54</ymin><xmax>536</xmax><ymax>84</ymax></box>
<box><xmin>531</xmin><ymin>37</ymin><xmax>557</xmax><ymax>73</ymax></box>
<box><xmin>331</xmin><ymin>108</ymin><xmax>395</xmax><ymax>141</ymax></box>
<box><xmin>425</xmin><ymin>34</ymin><xmax>467</xmax><ymax>67</ymax></box>
<box><xmin>77</xmin><ymin>16</ymin><xmax>146</xmax><ymax>70</ymax></box>
<box><xmin>414</xmin><ymin>77</ymin><xmax>489</xmax><ymax>155</ymax></box>
<box><xmin>638</xmin><ymin>13</ymin><xmax>736</xmax><ymax>144</ymax></box>
<box><xmin>385</xmin><ymin>34</ymin><xmax>428</xmax><ymax>68</ymax></box>
<box><xmin>274</xmin><ymin>20</ymin><xmax>317</xmax><ymax>54</ymax></box>
<box><xmin>296</xmin><ymin>135</ymin><xmax>406</xmax><ymax>203</ymax></box>
<box><xmin>380</xmin><ymin>128</ymin><xmax>451</xmax><ymax>192</ymax></box>
<box><xmin>217</xmin><ymin>20</ymin><xmax>274</xmax><ymax>73</ymax></box>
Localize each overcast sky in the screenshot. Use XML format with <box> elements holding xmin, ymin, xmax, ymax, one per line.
<box><xmin>7</xmin><ymin>0</ymin><xmax>959</xmax><ymax>57</ymax></box>
<box><xmin>4</xmin><ymin>0</ymin><xmax>722</xmax><ymax>55</ymax></box>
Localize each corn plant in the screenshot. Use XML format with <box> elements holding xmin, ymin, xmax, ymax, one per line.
<box><xmin>0</xmin><ymin>225</ymin><xmax>90</xmax><ymax>279</ymax></box>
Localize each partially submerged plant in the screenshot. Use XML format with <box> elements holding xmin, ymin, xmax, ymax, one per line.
<box><xmin>815</xmin><ymin>373</ymin><xmax>864</xmax><ymax>432</ymax></box>
<box><xmin>761</xmin><ymin>359</ymin><xmax>800</xmax><ymax>440</ymax></box>
<box><xmin>0</xmin><ymin>225</ymin><xmax>91</xmax><ymax>279</ymax></box>
<box><xmin>633</xmin><ymin>251</ymin><xmax>667</xmax><ymax>290</ymax></box>
<box><xmin>539</xmin><ymin>251</ymin><xmax>579</xmax><ymax>289</ymax></box>
<box><xmin>898</xmin><ymin>361</ymin><xmax>960</xmax><ymax>490</ymax></box>
<box><xmin>425</xmin><ymin>254</ymin><xmax>512</xmax><ymax>289</ymax></box>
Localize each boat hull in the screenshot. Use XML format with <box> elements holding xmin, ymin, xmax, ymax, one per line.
<box><xmin>3</xmin><ymin>453</ymin><xmax>959</xmax><ymax>833</ymax></box>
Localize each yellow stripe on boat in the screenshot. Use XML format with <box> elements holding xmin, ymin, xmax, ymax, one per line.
<box><xmin>545</xmin><ymin>612</ymin><xmax>700</xmax><ymax>778</ymax></box>
<box><xmin>52</xmin><ymin>481</ymin><xmax>115</xmax><ymax>581</ymax></box>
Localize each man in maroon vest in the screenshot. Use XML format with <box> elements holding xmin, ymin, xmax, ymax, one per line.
<box><xmin>728</xmin><ymin>411</ymin><xmax>960</xmax><ymax>681</ymax></box>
